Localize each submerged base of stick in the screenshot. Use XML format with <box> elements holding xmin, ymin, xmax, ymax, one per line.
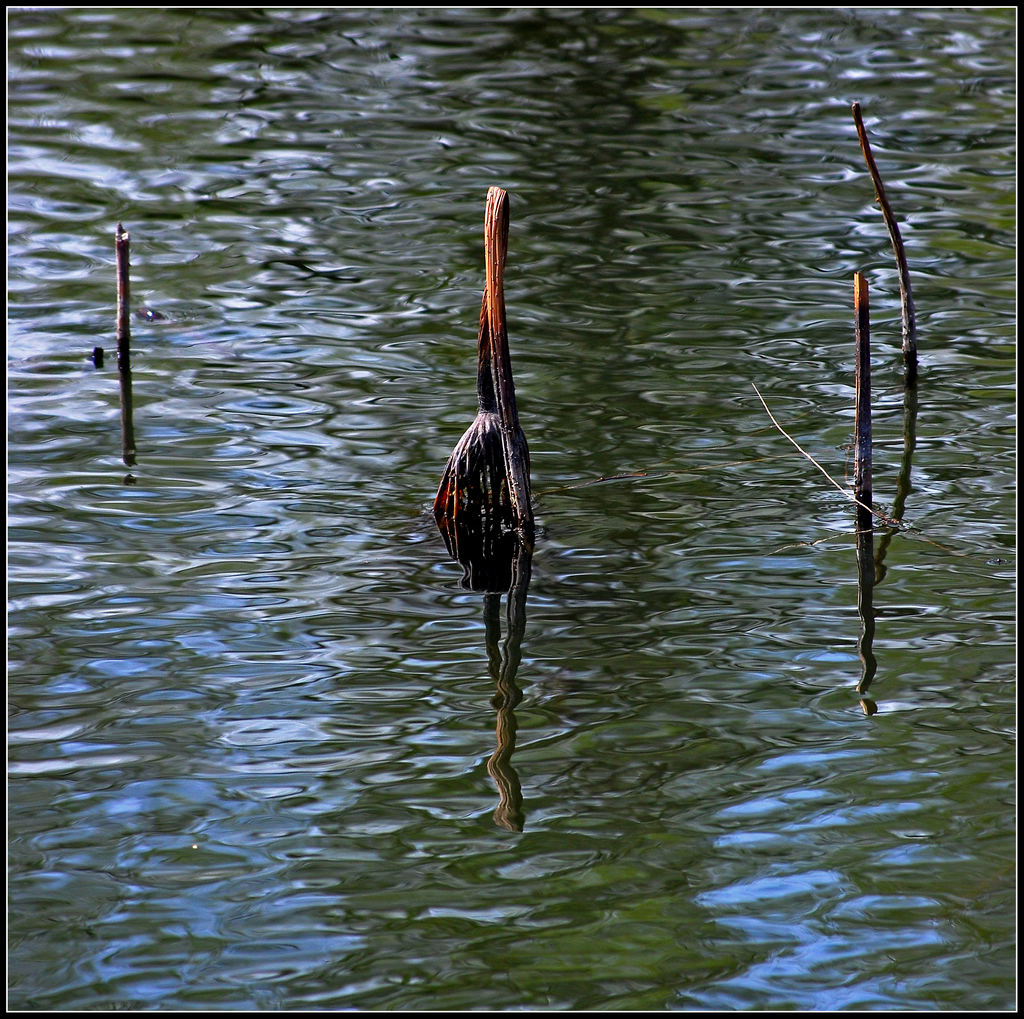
<box><xmin>436</xmin><ymin>521</ymin><xmax>528</xmax><ymax>593</ymax></box>
<box><xmin>434</xmin><ymin>409</ymin><xmax>530</xmax><ymax>591</ymax></box>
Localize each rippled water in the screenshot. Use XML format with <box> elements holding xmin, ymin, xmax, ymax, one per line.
<box><xmin>8</xmin><ymin>7</ymin><xmax>1016</xmax><ymax>1011</ymax></box>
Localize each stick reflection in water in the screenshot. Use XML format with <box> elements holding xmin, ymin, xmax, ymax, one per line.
<box><xmin>483</xmin><ymin>543</ymin><xmax>531</xmax><ymax>831</ymax></box>
<box><xmin>851</xmin><ymin>273</ymin><xmax>919</xmax><ymax>715</ymax></box>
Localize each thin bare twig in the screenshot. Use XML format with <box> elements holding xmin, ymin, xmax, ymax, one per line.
<box><xmin>851</xmin><ymin>101</ymin><xmax>918</xmax><ymax>382</ymax></box>
<box><xmin>853</xmin><ymin>272</ymin><xmax>872</xmax><ymax>508</ymax></box>
<box><xmin>751</xmin><ymin>382</ymin><xmax>896</xmax><ymax>526</ymax></box>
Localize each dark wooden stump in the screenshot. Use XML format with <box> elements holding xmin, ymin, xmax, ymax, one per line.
<box><xmin>434</xmin><ymin>187</ymin><xmax>533</xmax><ymax>590</ymax></box>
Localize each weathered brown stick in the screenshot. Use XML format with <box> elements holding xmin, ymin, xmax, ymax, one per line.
<box><xmin>115</xmin><ymin>223</ymin><xmax>136</xmax><ymax>466</ymax></box>
<box><xmin>116</xmin><ymin>223</ymin><xmax>131</xmax><ymax>358</ymax></box>
<box><xmin>852</xmin><ymin>102</ymin><xmax>918</xmax><ymax>384</ymax></box>
<box><xmin>853</xmin><ymin>272</ymin><xmax>872</xmax><ymax>510</ymax></box>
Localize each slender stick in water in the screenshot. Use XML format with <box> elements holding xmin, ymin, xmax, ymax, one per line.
<box><xmin>116</xmin><ymin>223</ymin><xmax>136</xmax><ymax>466</ymax></box>
<box><xmin>853</xmin><ymin>272</ymin><xmax>872</xmax><ymax>511</ymax></box>
<box><xmin>851</xmin><ymin>101</ymin><xmax>918</xmax><ymax>384</ymax></box>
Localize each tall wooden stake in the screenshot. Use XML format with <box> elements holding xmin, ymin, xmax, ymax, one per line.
<box><xmin>116</xmin><ymin>223</ymin><xmax>136</xmax><ymax>466</ymax></box>
<box><xmin>853</xmin><ymin>272</ymin><xmax>872</xmax><ymax>511</ymax></box>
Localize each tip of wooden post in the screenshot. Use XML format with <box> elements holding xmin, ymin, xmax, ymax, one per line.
<box><xmin>854</xmin><ymin>272</ymin><xmax>869</xmax><ymax>310</ymax></box>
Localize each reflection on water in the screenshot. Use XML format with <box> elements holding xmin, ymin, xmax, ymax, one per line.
<box><xmin>857</xmin><ymin>346</ymin><xmax>922</xmax><ymax>714</ymax></box>
<box><xmin>7</xmin><ymin>5</ymin><xmax>1015</xmax><ymax>1012</ymax></box>
<box><xmin>482</xmin><ymin>545</ymin><xmax>531</xmax><ymax>832</ymax></box>
<box><xmin>855</xmin><ymin>503</ymin><xmax>879</xmax><ymax>714</ymax></box>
